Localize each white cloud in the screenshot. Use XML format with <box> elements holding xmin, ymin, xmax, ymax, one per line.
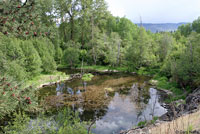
<box><xmin>105</xmin><ymin>0</ymin><xmax>200</xmax><ymax>23</ymax></box>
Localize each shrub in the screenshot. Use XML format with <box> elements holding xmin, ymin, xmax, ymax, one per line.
<box><xmin>57</xmin><ymin>108</ymin><xmax>89</xmax><ymax>134</ymax></box>
<box><xmin>137</xmin><ymin>121</ymin><xmax>147</xmax><ymax>127</ymax></box>
<box><xmin>3</xmin><ymin>61</ymin><xmax>27</xmax><ymax>81</ymax></box>
<box><xmin>82</xmin><ymin>73</ymin><xmax>94</xmax><ymax>82</ymax></box>
<box><xmin>0</xmin><ymin>75</ymin><xmax>37</xmax><ymax>119</ymax></box>
<box><xmin>4</xmin><ymin>108</ymin><xmax>90</xmax><ymax>134</ymax></box>
<box><xmin>62</xmin><ymin>47</ymin><xmax>80</xmax><ymax>68</ymax></box>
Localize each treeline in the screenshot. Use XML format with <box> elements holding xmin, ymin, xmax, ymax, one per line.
<box><xmin>1</xmin><ymin>0</ymin><xmax>200</xmax><ymax>90</ymax></box>
<box><xmin>0</xmin><ymin>34</ymin><xmax>57</xmax><ymax>81</ymax></box>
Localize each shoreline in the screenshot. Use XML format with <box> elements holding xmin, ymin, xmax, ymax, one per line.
<box><xmin>121</xmin><ymin>87</ymin><xmax>200</xmax><ymax>134</ymax></box>
<box><xmin>25</xmin><ymin>71</ymin><xmax>70</xmax><ymax>89</ymax></box>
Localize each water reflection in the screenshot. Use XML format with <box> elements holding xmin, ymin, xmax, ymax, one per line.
<box><xmin>56</xmin><ymin>83</ymin><xmax>65</xmax><ymax>96</ymax></box>
<box><xmin>39</xmin><ymin>73</ymin><xmax>167</xmax><ymax>134</ymax></box>
<box><xmin>92</xmin><ymin>88</ymin><xmax>167</xmax><ymax>134</ymax></box>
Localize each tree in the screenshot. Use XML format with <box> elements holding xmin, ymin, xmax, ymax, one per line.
<box><xmin>0</xmin><ymin>75</ymin><xmax>37</xmax><ymax>118</ymax></box>
<box><xmin>55</xmin><ymin>0</ymin><xmax>81</xmax><ymax>41</ymax></box>
<box><xmin>192</xmin><ymin>17</ymin><xmax>200</xmax><ymax>33</ymax></box>
<box><xmin>104</xmin><ymin>32</ymin><xmax>121</xmax><ymax>66</ymax></box>
<box><xmin>62</xmin><ymin>47</ymin><xmax>80</xmax><ymax>68</ymax></box>
<box><xmin>20</xmin><ymin>40</ymin><xmax>42</xmax><ymax>77</ymax></box>
<box><xmin>62</xmin><ymin>40</ymin><xmax>80</xmax><ymax>68</ymax></box>
<box><xmin>88</xmin><ymin>27</ymin><xmax>106</xmax><ymax>65</ymax></box>
<box><xmin>0</xmin><ymin>0</ymin><xmax>51</xmax><ymax>38</ymax></box>
<box><xmin>32</xmin><ymin>38</ymin><xmax>56</xmax><ymax>73</ymax></box>
<box><xmin>0</xmin><ymin>33</ymin><xmax>27</xmax><ymax>81</ymax></box>
<box><xmin>177</xmin><ymin>23</ymin><xmax>192</xmax><ymax>37</ymax></box>
<box><xmin>162</xmin><ymin>32</ymin><xmax>200</xmax><ymax>88</ymax></box>
<box><xmin>158</xmin><ymin>33</ymin><xmax>173</xmax><ymax>62</ymax></box>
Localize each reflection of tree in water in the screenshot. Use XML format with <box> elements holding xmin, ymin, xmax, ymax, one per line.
<box><xmin>80</xmin><ymin>108</ymin><xmax>108</xmax><ymax>122</ymax></box>
<box><xmin>129</xmin><ymin>82</ymin><xmax>150</xmax><ymax>107</ymax></box>
<box><xmin>136</xmin><ymin>88</ymin><xmax>163</xmax><ymax>123</ymax></box>
<box><xmin>128</xmin><ymin>82</ymin><xmax>152</xmax><ymax>122</ymax></box>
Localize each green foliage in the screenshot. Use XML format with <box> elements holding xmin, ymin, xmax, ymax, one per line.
<box><xmin>187</xmin><ymin>125</ymin><xmax>193</xmax><ymax>134</ymax></box>
<box><xmin>151</xmin><ymin>116</ymin><xmax>158</xmax><ymax>124</ymax></box>
<box><xmin>4</xmin><ymin>108</ymin><xmax>90</xmax><ymax>134</ymax></box>
<box><xmin>4</xmin><ymin>111</ymin><xmax>31</xmax><ymax>134</ymax></box>
<box><xmin>0</xmin><ymin>34</ymin><xmax>27</xmax><ymax>81</ymax></box>
<box><xmin>4</xmin><ymin>112</ymin><xmax>57</xmax><ymax>134</ymax></box>
<box><xmin>20</xmin><ymin>40</ymin><xmax>42</xmax><ymax>77</ymax></box>
<box><xmin>177</xmin><ymin>24</ymin><xmax>192</xmax><ymax>37</ymax></box>
<box><xmin>62</xmin><ymin>41</ymin><xmax>80</xmax><ymax>68</ymax></box>
<box><xmin>82</xmin><ymin>73</ymin><xmax>94</xmax><ymax>82</ymax></box>
<box><xmin>137</xmin><ymin>117</ymin><xmax>158</xmax><ymax>128</ymax></box>
<box><xmin>57</xmin><ymin>108</ymin><xmax>89</xmax><ymax>134</ymax></box>
<box><xmin>158</xmin><ymin>33</ymin><xmax>173</xmax><ymax>62</ymax></box>
<box><xmin>192</xmin><ymin>17</ymin><xmax>200</xmax><ymax>33</ymax></box>
<box><xmin>33</xmin><ymin>38</ymin><xmax>56</xmax><ymax>73</ymax></box>
<box><xmin>125</xmin><ymin>27</ymin><xmax>158</xmax><ymax>71</ymax></box>
<box><xmin>4</xmin><ymin>61</ymin><xmax>27</xmax><ymax>81</ymax></box>
<box><xmin>0</xmin><ymin>34</ymin><xmax>57</xmax><ymax>81</ymax></box>
<box><xmin>161</xmin><ymin>32</ymin><xmax>200</xmax><ymax>88</ymax></box>
<box><xmin>78</xmin><ymin>65</ymin><xmax>128</xmax><ymax>72</ymax></box>
<box><xmin>62</xmin><ymin>47</ymin><xmax>80</xmax><ymax>68</ymax></box>
<box><xmin>0</xmin><ymin>0</ymin><xmax>53</xmax><ymax>38</ymax></box>
<box><xmin>104</xmin><ymin>32</ymin><xmax>122</xmax><ymax>66</ymax></box>
<box><xmin>54</xmin><ymin>43</ymin><xmax>63</xmax><ymax>64</ymax></box>
<box><xmin>137</xmin><ymin>121</ymin><xmax>147</xmax><ymax>127</ymax></box>
<box><xmin>0</xmin><ymin>75</ymin><xmax>37</xmax><ymax>119</ymax></box>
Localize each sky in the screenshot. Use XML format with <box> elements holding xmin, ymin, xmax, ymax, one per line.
<box><xmin>105</xmin><ymin>0</ymin><xmax>200</xmax><ymax>23</ymax></box>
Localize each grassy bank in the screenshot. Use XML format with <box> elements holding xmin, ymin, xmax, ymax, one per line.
<box><xmin>78</xmin><ymin>65</ymin><xmax>128</xmax><ymax>72</ymax></box>
<box><xmin>135</xmin><ymin>67</ymin><xmax>190</xmax><ymax>103</ymax></box>
<box><xmin>58</xmin><ymin>64</ymin><xmax>128</xmax><ymax>72</ymax></box>
<box><xmin>58</xmin><ymin>65</ymin><xmax>188</xmax><ymax>103</ymax></box>
<box><xmin>25</xmin><ymin>71</ymin><xmax>69</xmax><ymax>88</ymax></box>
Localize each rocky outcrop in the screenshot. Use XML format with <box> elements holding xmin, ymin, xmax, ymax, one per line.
<box><xmin>160</xmin><ymin>87</ymin><xmax>200</xmax><ymax>121</ymax></box>
<box><xmin>121</xmin><ymin>87</ymin><xmax>200</xmax><ymax>134</ymax></box>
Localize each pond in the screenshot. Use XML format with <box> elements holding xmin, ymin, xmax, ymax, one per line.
<box><xmin>39</xmin><ymin>70</ymin><xmax>167</xmax><ymax>134</ymax></box>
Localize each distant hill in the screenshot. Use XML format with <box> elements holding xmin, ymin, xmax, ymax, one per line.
<box><xmin>136</xmin><ymin>23</ymin><xmax>188</xmax><ymax>33</ymax></box>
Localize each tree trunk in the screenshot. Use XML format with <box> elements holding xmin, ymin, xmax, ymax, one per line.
<box><xmin>70</xmin><ymin>16</ymin><xmax>74</xmax><ymax>41</ymax></box>
<box><xmin>91</xmin><ymin>15</ymin><xmax>96</xmax><ymax>65</ymax></box>
<box><xmin>117</xmin><ymin>41</ymin><xmax>120</xmax><ymax>65</ymax></box>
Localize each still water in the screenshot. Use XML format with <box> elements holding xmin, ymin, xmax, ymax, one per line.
<box><xmin>39</xmin><ymin>71</ymin><xmax>167</xmax><ymax>134</ymax></box>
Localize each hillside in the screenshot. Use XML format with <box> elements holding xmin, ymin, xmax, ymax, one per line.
<box><xmin>136</xmin><ymin>23</ymin><xmax>188</xmax><ymax>33</ymax></box>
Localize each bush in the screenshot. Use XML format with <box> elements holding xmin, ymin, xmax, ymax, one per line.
<box><xmin>4</xmin><ymin>61</ymin><xmax>27</xmax><ymax>81</ymax></box>
<box><xmin>0</xmin><ymin>75</ymin><xmax>37</xmax><ymax>118</ymax></box>
<box><xmin>137</xmin><ymin>121</ymin><xmax>147</xmax><ymax>127</ymax></box>
<box><xmin>4</xmin><ymin>111</ymin><xmax>30</xmax><ymax>134</ymax></box>
<box><xmin>4</xmin><ymin>108</ymin><xmax>90</xmax><ymax>134</ymax></box>
<box><xmin>57</xmin><ymin>108</ymin><xmax>89</xmax><ymax>134</ymax></box>
<box><xmin>62</xmin><ymin>47</ymin><xmax>80</xmax><ymax>68</ymax></box>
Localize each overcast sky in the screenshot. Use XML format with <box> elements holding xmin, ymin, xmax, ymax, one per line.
<box><xmin>105</xmin><ymin>0</ymin><xmax>200</xmax><ymax>23</ymax></box>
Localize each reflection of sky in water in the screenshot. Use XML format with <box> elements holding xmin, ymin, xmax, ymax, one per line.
<box><xmin>39</xmin><ymin>73</ymin><xmax>167</xmax><ymax>134</ymax></box>
<box><xmin>92</xmin><ymin>88</ymin><xmax>167</xmax><ymax>134</ymax></box>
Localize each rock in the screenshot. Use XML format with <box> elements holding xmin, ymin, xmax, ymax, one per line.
<box><xmin>149</xmin><ymin>80</ymin><xmax>158</xmax><ymax>86</ymax></box>
<box><xmin>158</xmin><ymin>88</ymin><xmax>173</xmax><ymax>96</ymax></box>
<box><xmin>70</xmin><ymin>73</ymin><xmax>82</xmax><ymax>79</ymax></box>
<box><xmin>121</xmin><ymin>87</ymin><xmax>200</xmax><ymax>134</ymax></box>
